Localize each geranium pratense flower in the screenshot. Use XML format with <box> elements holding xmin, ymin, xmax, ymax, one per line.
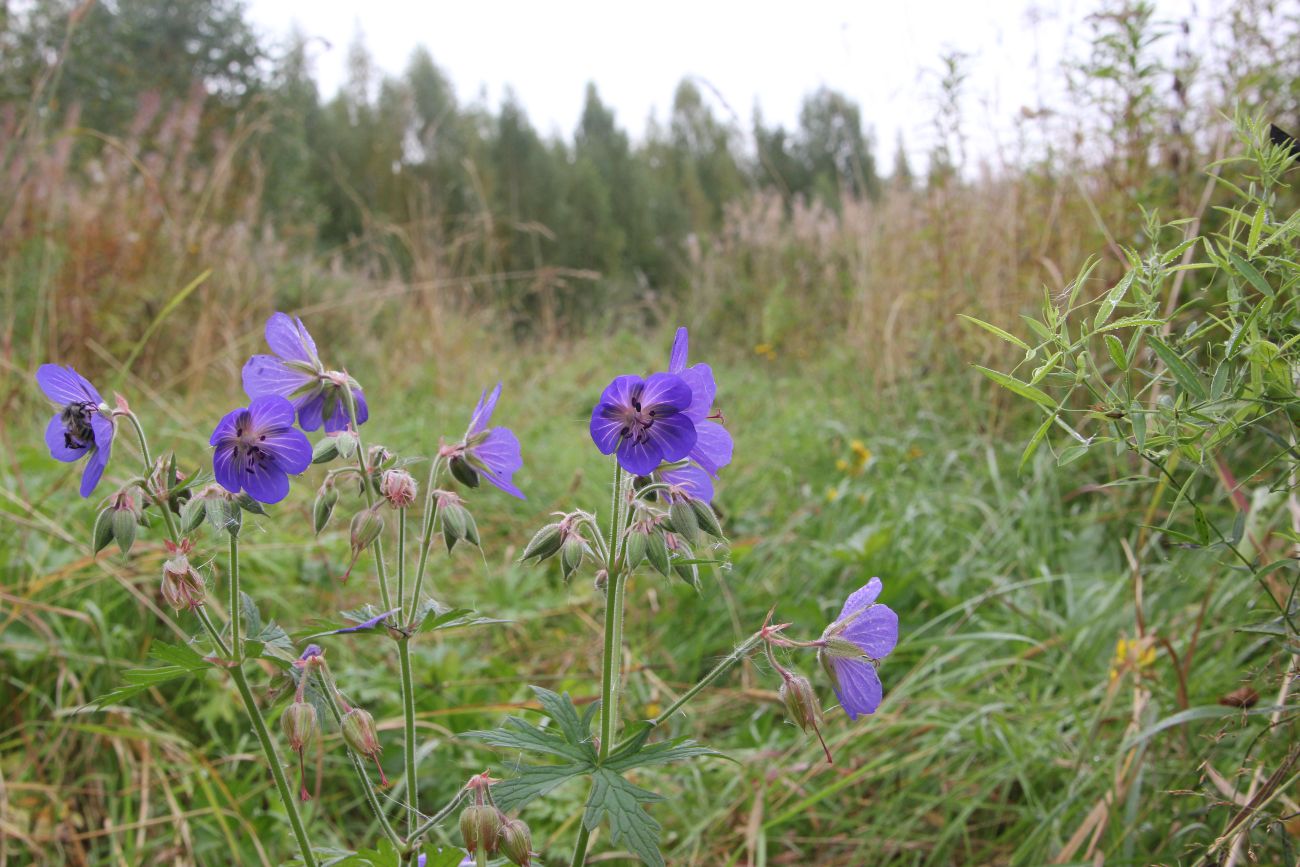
<box><xmin>590</xmin><ymin>372</ymin><xmax>697</xmax><ymax>476</ymax></box>
<box><xmin>36</xmin><ymin>364</ymin><xmax>114</xmax><ymax>497</ymax></box>
<box><xmin>242</xmin><ymin>312</ymin><xmax>368</xmax><ymax>433</ymax></box>
<box><xmin>667</xmin><ymin>327</ymin><xmax>733</xmax><ymax>479</ymax></box>
<box><xmin>210</xmin><ymin>395</ymin><xmax>312</xmax><ymax>504</ymax></box>
<box><xmin>444</xmin><ymin>383</ymin><xmax>525</xmax><ymax>499</ymax></box>
<box><xmin>817</xmin><ymin>577</ymin><xmax>899</xmax><ymax>719</ymax></box>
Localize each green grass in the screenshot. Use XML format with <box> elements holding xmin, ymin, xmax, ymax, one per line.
<box><xmin>0</xmin><ymin>322</ymin><xmax>1291</xmax><ymax>866</ymax></box>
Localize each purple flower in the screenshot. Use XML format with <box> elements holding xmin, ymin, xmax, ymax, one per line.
<box><xmin>590</xmin><ymin>372</ymin><xmax>697</xmax><ymax>476</ymax></box>
<box><xmin>36</xmin><ymin>364</ymin><xmax>114</xmax><ymax>497</ymax></box>
<box><xmin>242</xmin><ymin>312</ymin><xmax>368</xmax><ymax>434</ymax></box>
<box><xmin>817</xmin><ymin>577</ymin><xmax>899</xmax><ymax>720</ymax></box>
<box><xmin>209</xmin><ymin>395</ymin><xmax>312</xmax><ymax>504</ymax></box>
<box><xmin>662</xmin><ymin>462</ymin><xmax>714</xmax><ymax>503</ymax></box>
<box><xmin>668</xmin><ymin>328</ymin><xmax>733</xmax><ymax>480</ymax></box>
<box><xmin>448</xmin><ymin>383</ymin><xmax>525</xmax><ymax>499</ymax></box>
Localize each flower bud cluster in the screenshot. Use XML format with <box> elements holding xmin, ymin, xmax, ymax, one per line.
<box><xmin>458</xmin><ymin>772</ymin><xmax>534</xmax><ymax>865</ymax></box>
<box><xmin>93</xmin><ymin>489</ymin><xmax>146</xmax><ymax>555</ymax></box>
<box><xmin>436</xmin><ymin>490</ymin><xmax>480</xmax><ymax>552</ymax></box>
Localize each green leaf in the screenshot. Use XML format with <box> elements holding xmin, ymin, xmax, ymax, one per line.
<box><xmin>493</xmin><ymin>762</ymin><xmax>591</xmax><ymax>814</ymax></box>
<box><xmin>464</xmin><ymin>716</ymin><xmax>596</xmax><ymax>763</ymax></box>
<box><xmin>1247</xmin><ymin>203</ymin><xmax>1266</xmax><ymax>255</ymax></box>
<box><xmin>973</xmin><ymin>366</ymin><xmax>1056</xmax><ymax>409</ymax></box>
<box><xmin>1104</xmin><ymin>334</ymin><xmax>1128</xmax><ymax>371</ymax></box>
<box><xmin>92</xmin><ymin>642</ymin><xmax>209</xmax><ymax>708</ymax></box>
<box><xmin>532</xmin><ymin>686</ymin><xmax>594</xmax><ymax>748</ymax></box>
<box><xmin>956</xmin><ymin>314</ymin><xmax>1031</xmax><ymax>351</ymax></box>
<box><xmin>1228</xmin><ymin>252</ymin><xmax>1274</xmax><ymax>298</ymax></box>
<box><xmin>1019</xmin><ymin>412</ymin><xmax>1054</xmax><ymax>473</ymax></box>
<box><xmin>583</xmin><ymin>768</ymin><xmax>666</xmax><ymax>867</ymax></box>
<box><xmin>604</xmin><ymin>736</ymin><xmax>722</xmax><ymax>773</ymax></box>
<box><xmin>411</xmin><ymin>598</ymin><xmax>507</xmax><ymax>634</ymax></box>
<box><xmin>1094</xmin><ymin>270</ymin><xmax>1136</xmax><ymax>329</ymax></box>
<box><xmin>1146</xmin><ymin>336</ymin><xmax>1207</xmax><ymax>401</ymax></box>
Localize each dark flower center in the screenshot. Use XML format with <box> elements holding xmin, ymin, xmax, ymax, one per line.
<box><xmin>231</xmin><ymin>410</ymin><xmax>276</xmax><ymax>470</ymax></box>
<box><xmin>618</xmin><ymin>389</ymin><xmax>662</xmax><ymax>445</ymax></box>
<box><xmin>60</xmin><ymin>401</ymin><xmax>97</xmax><ymax>450</ymax></box>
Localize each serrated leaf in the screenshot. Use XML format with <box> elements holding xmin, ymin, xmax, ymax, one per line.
<box><xmin>532</xmin><ymin>686</ymin><xmax>594</xmax><ymax>748</ymax></box>
<box><xmin>465</xmin><ymin>717</ymin><xmax>596</xmax><ymax>763</ymax></box>
<box><xmin>410</xmin><ymin>598</ymin><xmax>506</xmax><ymax>634</ymax></box>
<box><xmin>603</xmin><ymin>736</ymin><xmax>722</xmax><ymax>773</ymax></box>
<box><xmin>583</xmin><ymin>768</ymin><xmax>666</xmax><ymax>867</ymax></box>
<box><xmin>974</xmin><ymin>365</ymin><xmax>1056</xmax><ymax>409</ymax></box>
<box><xmin>92</xmin><ymin>642</ymin><xmax>209</xmax><ymax>707</ymax></box>
<box><xmin>493</xmin><ymin>762</ymin><xmax>591</xmax><ymax>814</ymax></box>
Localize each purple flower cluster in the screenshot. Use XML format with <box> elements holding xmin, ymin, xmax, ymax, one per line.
<box><xmin>819</xmin><ymin>578</ymin><xmax>899</xmax><ymax>719</ymax></box>
<box><xmin>588</xmin><ymin>327</ymin><xmax>733</xmax><ymax>498</ymax></box>
<box><xmin>37</xmin><ymin>365</ymin><xmax>113</xmax><ymax>497</ymax></box>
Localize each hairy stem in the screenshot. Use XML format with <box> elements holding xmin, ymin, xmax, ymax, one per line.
<box><xmin>407</xmin><ymin>456</ymin><xmax>445</xmax><ymax>624</ymax></box>
<box><xmin>397</xmin><ymin>637</ymin><xmax>419</xmax><ymax>833</ymax></box>
<box><xmin>229</xmin><ymin>532</ymin><xmax>241</xmax><ymax>660</ymax></box>
<box><xmin>230</xmin><ymin>666</ymin><xmax>318</xmax><ymax>867</ymax></box>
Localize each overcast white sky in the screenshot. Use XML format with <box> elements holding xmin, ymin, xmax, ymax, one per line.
<box><xmin>246</xmin><ymin>0</ymin><xmax>1209</xmax><ymax>165</ymax></box>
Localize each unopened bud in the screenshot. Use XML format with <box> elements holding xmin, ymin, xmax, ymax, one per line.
<box><xmin>449</xmin><ymin>455</ymin><xmax>480</xmax><ymax>489</ymax></box>
<box><xmin>380</xmin><ymin>469</ymin><xmax>418</xmax><ymax>508</ymax></box>
<box><xmin>519</xmin><ymin>523</ymin><xmax>563</xmax><ymax>562</ymax></box>
<box><xmin>281</xmin><ymin>700</ymin><xmax>319</xmax><ymax>751</ymax></box>
<box><xmin>438</xmin><ymin>491</ymin><xmax>480</xmax><ymax>551</ymax></box>
<box><xmin>593</xmin><ymin>569</ymin><xmax>608</xmax><ymax>591</ymax></box>
<box><xmin>668</xmin><ymin>499</ymin><xmax>699</xmax><ymax>544</ymax></box>
<box><xmin>622</xmin><ymin>520</ymin><xmax>650</xmax><ymax>569</ymax></box>
<box><xmin>646</xmin><ymin>528</ymin><xmax>670</xmax><ymax>576</ymax></box>
<box><xmin>779</xmin><ymin>674</ymin><xmax>822</xmax><ymax>733</ymax></box>
<box><xmin>313</xmin><ymin>483</ymin><xmax>339</xmax><ymax>534</ymax></box>
<box><xmin>689</xmin><ymin>498</ymin><xmax>724</xmax><ymax>538</ymax></box>
<box><xmin>110</xmin><ymin>491</ymin><xmax>140</xmax><ymax>554</ymax></box>
<box><xmin>335</xmin><ymin>430</ymin><xmax>359</xmax><ymax>459</ymax></box>
<box><xmin>367</xmin><ymin>444</ymin><xmax>394</xmax><ymax>470</ymax></box>
<box><xmin>459</xmin><ymin>804</ymin><xmax>502</xmax><ymax>854</ymax></box>
<box><xmin>560</xmin><ymin>534</ymin><xmax>586</xmax><ymax>581</ymax></box>
<box><xmin>312</xmin><ymin>436</ymin><xmax>341</xmax><ymax>464</ymax></box>
<box><xmin>500</xmin><ymin>817</ymin><xmax>533</xmax><ymax>865</ymax></box>
<box><xmin>349</xmin><ymin>506</ymin><xmax>385</xmax><ymax>556</ymax></box>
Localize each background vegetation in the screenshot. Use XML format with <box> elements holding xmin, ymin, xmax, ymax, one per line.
<box><xmin>2</xmin><ymin>0</ymin><xmax>1299</xmax><ymax>864</ymax></box>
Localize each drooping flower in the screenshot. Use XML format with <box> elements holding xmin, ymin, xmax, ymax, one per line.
<box><xmin>589</xmin><ymin>372</ymin><xmax>697</xmax><ymax>476</ymax></box>
<box><xmin>209</xmin><ymin>395</ymin><xmax>312</xmax><ymax>504</ymax></box>
<box><xmin>36</xmin><ymin>364</ymin><xmax>114</xmax><ymax>497</ymax></box>
<box><xmin>661</xmin><ymin>462</ymin><xmax>714</xmax><ymax>504</ymax></box>
<box><xmin>444</xmin><ymin>383</ymin><xmax>525</xmax><ymax>499</ymax></box>
<box><xmin>667</xmin><ymin>327</ymin><xmax>733</xmax><ymax>480</ymax></box>
<box><xmin>242</xmin><ymin>312</ymin><xmax>369</xmax><ymax>434</ymax></box>
<box><xmin>817</xmin><ymin>577</ymin><xmax>899</xmax><ymax>719</ymax></box>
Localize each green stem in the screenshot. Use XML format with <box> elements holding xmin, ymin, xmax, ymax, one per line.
<box><xmin>475</xmin><ymin>844</ymin><xmax>488</xmax><ymax>867</ymax></box>
<box><xmin>406</xmin><ymin>456</ymin><xmax>445</xmax><ymax>623</ymax></box>
<box><xmin>397</xmin><ymin>637</ymin><xmax>419</xmax><ymax>833</ymax></box>
<box><xmin>617</xmin><ymin>633</ymin><xmax>764</xmax><ymax>751</ymax></box>
<box><xmin>122</xmin><ymin>410</ymin><xmax>153</xmax><ymax>467</ymax></box>
<box><xmin>230</xmin><ymin>660</ymin><xmax>317</xmax><ymax>866</ymax></box>
<box><xmin>396</xmin><ymin>507</ymin><xmax>407</xmax><ymax>614</ymax></box>
<box><xmin>568</xmin><ymin>824</ymin><xmax>592</xmax><ymax>867</ymax></box>
<box><xmin>194</xmin><ymin>605</ymin><xmax>232</xmax><ymax>658</ymax></box>
<box><xmin>408</xmin><ymin>787</ymin><xmax>465</xmax><ymax>840</ymax></box>
<box><xmin>342</xmin><ymin>385</ymin><xmax>394</xmax><ymax>611</ymax></box>
<box><xmin>229</xmin><ymin>532</ymin><xmax>241</xmax><ymax>661</ymax></box>
<box><xmin>318</xmin><ymin>665</ymin><xmax>405</xmax><ymax>849</ymax></box>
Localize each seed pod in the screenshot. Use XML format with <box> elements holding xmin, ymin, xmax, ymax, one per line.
<box><xmin>520</xmin><ymin>523</ymin><xmax>564</xmax><ymax>562</ymax></box>
<box><xmin>160</xmin><ymin>553</ymin><xmax>206</xmax><ymax>610</ymax></box>
<box><xmin>439</xmin><ymin>492</ymin><xmax>479</xmax><ymax>552</ymax></box>
<box><xmin>281</xmin><ymin>701</ymin><xmax>319</xmax><ymax>751</ymax></box>
<box><xmin>460</xmin><ymin>804</ymin><xmax>502</xmax><ymax>854</ymax></box>
<box><xmin>350</xmin><ymin>506</ymin><xmax>385</xmax><ymax>556</ymax></box>
<box><xmin>499</xmin><ymin>817</ymin><xmax>533</xmax><ymax>865</ymax></box>
<box><xmin>341</xmin><ymin>707</ymin><xmax>381</xmax><ymax>757</ymax></box>
<box><xmin>779</xmin><ymin>674</ymin><xmax>822</xmax><ymax>734</ymax></box>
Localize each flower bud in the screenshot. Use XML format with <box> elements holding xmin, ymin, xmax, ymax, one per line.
<box><xmin>689</xmin><ymin>498</ymin><xmax>724</xmax><ymax>539</ymax></box>
<box><xmin>380</xmin><ymin>469</ymin><xmax>418</xmax><ymax>508</ymax></box>
<box><xmin>281</xmin><ymin>700</ymin><xmax>319</xmax><ymax>751</ymax></box>
<box><xmin>367</xmin><ymin>444</ymin><xmax>394</xmax><ymax>470</ymax></box>
<box><xmin>110</xmin><ymin>491</ymin><xmax>140</xmax><ymax>555</ymax></box>
<box><xmin>622</xmin><ymin>520</ymin><xmax>651</xmax><ymax>569</ymax></box>
<box><xmin>335</xmin><ymin>429</ymin><xmax>359</xmax><ymax>459</ymax></box>
<box><xmin>593</xmin><ymin>569</ymin><xmax>608</xmax><ymax>591</ymax></box>
<box><xmin>560</xmin><ymin>533</ymin><xmax>586</xmax><ymax>581</ymax></box>
<box><xmin>646</xmin><ymin>528</ymin><xmax>670</xmax><ymax>577</ymax></box>
<box><xmin>449</xmin><ymin>455</ymin><xmax>480</xmax><ymax>489</ymax></box>
<box><xmin>499</xmin><ymin>817</ymin><xmax>533</xmax><ymax>865</ymax></box>
<box><xmin>341</xmin><ymin>707</ymin><xmax>381</xmax><ymax>757</ymax></box>
<box><xmin>520</xmin><ymin>523</ymin><xmax>564</xmax><ymax>562</ymax></box>
<box><xmin>92</xmin><ymin>507</ymin><xmax>115</xmax><ymax>554</ymax></box>
<box><xmin>313</xmin><ymin>483</ymin><xmax>339</xmax><ymax>535</ymax></box>
<box><xmin>438</xmin><ymin>491</ymin><xmax>480</xmax><ymax>552</ymax></box>
<box><xmin>668</xmin><ymin>499</ymin><xmax>699</xmax><ymax>544</ymax></box>
<box><xmin>459</xmin><ymin>804</ymin><xmax>502</xmax><ymax>854</ymax></box>
<box><xmin>312</xmin><ymin>436</ymin><xmax>341</xmax><ymax>464</ymax></box>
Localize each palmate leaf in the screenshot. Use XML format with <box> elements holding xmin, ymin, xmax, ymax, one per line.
<box><xmin>583</xmin><ymin>768</ymin><xmax>666</xmax><ymax>867</ymax></box>
<box><xmin>604</xmin><ymin>733</ymin><xmax>723</xmax><ymax>773</ymax></box>
<box><xmin>468</xmin><ymin>716</ymin><xmax>596</xmax><ymax>763</ymax></box>
<box><xmin>492</xmin><ymin>761</ymin><xmax>591</xmax><ymax>814</ymax></box>
<box><xmin>412</xmin><ymin>597</ymin><xmax>507</xmax><ymax>634</ymax></box>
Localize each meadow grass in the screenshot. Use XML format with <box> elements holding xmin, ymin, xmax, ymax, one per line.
<box><xmin>2</xmin><ymin>317</ymin><xmax>1286</xmax><ymax>866</ymax></box>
